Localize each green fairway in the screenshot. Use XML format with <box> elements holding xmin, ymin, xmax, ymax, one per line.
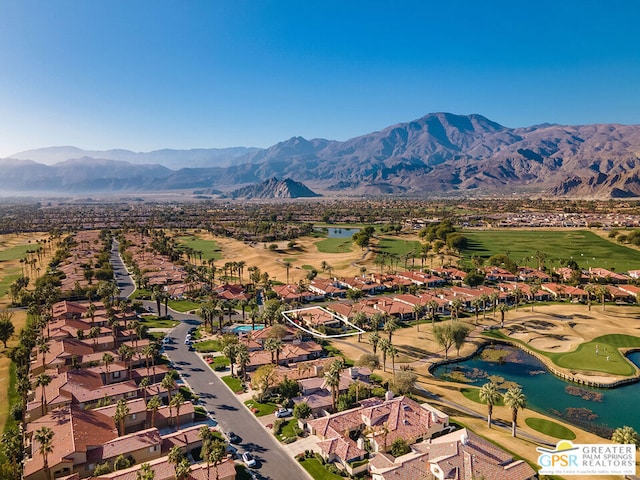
<box><xmin>483</xmin><ymin>331</ymin><xmax>640</xmax><ymax>376</ymax></box>
<box><xmin>315</xmin><ymin>237</ymin><xmax>353</xmax><ymax>253</ymax></box>
<box><xmin>175</xmin><ymin>236</ymin><xmax>222</xmax><ymax>261</ymax></box>
<box><xmin>462</xmin><ymin>230</ymin><xmax>640</xmax><ymax>272</ymax></box>
<box><xmin>0</xmin><ymin>272</ymin><xmax>21</xmax><ymax>299</ymax></box>
<box><xmin>0</xmin><ymin>244</ymin><xmax>40</xmax><ymax>262</ymax></box>
<box><xmin>525</xmin><ymin>417</ymin><xmax>576</xmax><ymax>440</ymax></box>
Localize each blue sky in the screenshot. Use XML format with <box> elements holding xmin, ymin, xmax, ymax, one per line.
<box><xmin>1</xmin><ymin>0</ymin><xmax>639</xmax><ymax>157</ymax></box>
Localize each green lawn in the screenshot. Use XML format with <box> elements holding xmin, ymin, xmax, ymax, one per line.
<box><xmin>483</xmin><ymin>331</ymin><xmax>640</xmax><ymax>377</ymax></box>
<box><xmin>525</xmin><ymin>417</ymin><xmax>576</xmax><ymax>440</ymax></box>
<box><xmin>244</xmin><ymin>399</ymin><xmax>278</xmax><ymax>417</ymax></box>
<box><xmin>461</xmin><ymin>387</ymin><xmax>504</xmax><ymax>406</ymax></box>
<box><xmin>168</xmin><ymin>299</ymin><xmax>200</xmax><ymax>312</ymax></box>
<box><xmin>194</xmin><ymin>339</ymin><xmax>222</xmax><ymax>353</ymax></box>
<box><xmin>462</xmin><ymin>229</ymin><xmax>640</xmax><ymax>272</ymax></box>
<box><xmin>0</xmin><ymin>243</ymin><xmax>40</xmax><ymax>261</ymax></box>
<box><xmin>299</xmin><ymin>458</ymin><xmax>344</xmax><ymax>480</ymax></box>
<box><xmin>175</xmin><ymin>236</ymin><xmax>222</xmax><ymax>261</ymax></box>
<box><xmin>0</xmin><ymin>271</ymin><xmax>21</xmax><ymax>299</ymax></box>
<box><xmin>221</xmin><ymin>375</ymin><xmax>244</xmax><ymax>393</ymax></box>
<box><xmin>376</xmin><ymin>237</ymin><xmax>422</xmax><ymax>258</ymax></box>
<box><xmin>275</xmin><ymin>418</ymin><xmax>299</xmax><ymax>442</ymax></box>
<box><xmin>315</xmin><ymin>237</ymin><xmax>353</xmax><ymax>253</ymax></box>
<box><xmin>139</xmin><ymin>316</ymin><xmax>179</xmax><ymax>328</ymax></box>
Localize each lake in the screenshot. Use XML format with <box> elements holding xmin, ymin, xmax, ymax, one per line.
<box><xmin>432</xmin><ymin>345</ymin><xmax>640</xmax><ymax>437</ymax></box>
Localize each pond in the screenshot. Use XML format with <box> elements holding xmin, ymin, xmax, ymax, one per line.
<box><xmin>316</xmin><ymin>227</ymin><xmax>360</xmax><ymax>238</ymax></box>
<box><xmin>431</xmin><ymin>345</ymin><xmax>640</xmax><ymax>438</ymax></box>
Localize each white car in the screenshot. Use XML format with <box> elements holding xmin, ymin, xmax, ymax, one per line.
<box><xmin>242</xmin><ymin>451</ymin><xmax>257</xmax><ymax>468</ymax></box>
<box><xmin>275</xmin><ymin>408</ymin><xmax>293</xmax><ymax>418</ymax></box>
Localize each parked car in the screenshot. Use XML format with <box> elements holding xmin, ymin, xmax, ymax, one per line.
<box><xmin>275</xmin><ymin>408</ymin><xmax>293</xmax><ymax>418</ymax></box>
<box><xmin>226</xmin><ymin>431</ymin><xmax>240</xmax><ymax>444</ymax></box>
<box><xmin>242</xmin><ymin>451</ymin><xmax>257</xmax><ymax>468</ymax></box>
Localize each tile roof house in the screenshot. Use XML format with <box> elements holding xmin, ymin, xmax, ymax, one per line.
<box><xmin>308</xmin><ymin>395</ymin><xmax>449</xmax><ymax>471</ymax></box>
<box><xmin>369</xmin><ymin>428</ymin><xmax>536</xmax><ymax>480</ymax></box>
<box><xmin>24</xmin><ymin>406</ymin><xmax>118</xmax><ymax>480</ymax></box>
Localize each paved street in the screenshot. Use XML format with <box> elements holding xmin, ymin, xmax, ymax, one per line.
<box><xmin>110</xmin><ymin>242</ymin><xmax>310</xmax><ymax>480</ymax></box>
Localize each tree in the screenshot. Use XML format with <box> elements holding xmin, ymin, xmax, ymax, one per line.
<box><xmin>293</xmin><ymin>402</ymin><xmax>312</xmax><ymax>420</ymax></box>
<box><xmin>383</xmin><ymin>316</ymin><xmax>399</xmax><ymax>342</ymax></box>
<box><xmin>368</xmin><ymin>331</ymin><xmax>380</xmax><ymax>355</ymax></box>
<box><xmin>114</xmin><ymin>398</ymin><xmax>130</xmax><ymax>436</ymax></box>
<box><xmin>452</xmin><ymin>323</ymin><xmax>471</xmax><ymax>356</ymax></box>
<box><xmin>0</xmin><ymin>311</ymin><xmax>15</xmax><ymax>348</ymax></box>
<box><xmin>611</xmin><ymin>426</ymin><xmax>640</xmax><ymax>447</ymax></box>
<box><xmin>170</xmin><ymin>391</ymin><xmax>185</xmax><ymax>431</ymax></box>
<box><xmin>352</xmin><ymin>311</ymin><xmax>367</xmax><ymax>342</ymax></box>
<box><xmin>324</xmin><ymin>359</ymin><xmax>344</xmax><ymax>412</ymax></box>
<box><xmin>390</xmin><ymin>438</ymin><xmax>411</xmax><ymax>457</ymax></box>
<box><xmin>35</xmin><ymin>373</ymin><xmax>52</xmax><ymax>417</ymax></box>
<box><xmin>146</xmin><ymin>395</ymin><xmax>161</xmax><ymax>428</ymax></box>
<box><xmin>136</xmin><ymin>463</ymin><xmax>155</xmax><ymax>480</ymax></box>
<box><xmin>34</xmin><ymin>426</ymin><xmax>54</xmax><ymax>480</ymax></box>
<box><xmin>253</xmin><ymin>363</ymin><xmax>277</xmax><ymax>402</ymax></box>
<box><xmin>498</xmin><ymin>303</ymin><xmax>508</xmax><ymax>328</ymax></box>
<box><xmin>503</xmin><ymin>385</ymin><xmax>527</xmax><ymax>437</ymax></box>
<box><xmin>393</xmin><ymin>370</ymin><xmax>417</xmax><ymax>395</ymax></box>
<box><xmin>479</xmin><ymin>382</ymin><xmax>502</xmax><ymax>428</ymax></box>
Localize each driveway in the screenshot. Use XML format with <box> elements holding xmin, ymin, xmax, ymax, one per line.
<box><xmin>110</xmin><ymin>243</ymin><xmax>311</xmax><ymax>480</ymax></box>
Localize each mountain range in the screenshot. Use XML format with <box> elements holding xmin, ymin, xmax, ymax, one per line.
<box><xmin>3</xmin><ymin>112</ymin><xmax>640</xmax><ymax>198</ymax></box>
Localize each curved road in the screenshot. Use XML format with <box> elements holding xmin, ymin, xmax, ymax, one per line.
<box><xmin>110</xmin><ymin>242</ymin><xmax>310</xmax><ymax>480</ymax></box>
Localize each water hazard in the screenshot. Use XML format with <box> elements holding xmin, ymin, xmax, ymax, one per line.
<box><xmin>432</xmin><ymin>345</ymin><xmax>640</xmax><ymax>437</ymax></box>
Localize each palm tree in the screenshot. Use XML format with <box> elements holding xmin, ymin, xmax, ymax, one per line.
<box><xmin>611</xmin><ymin>426</ymin><xmax>640</xmax><ymax>447</ymax></box>
<box><xmin>383</xmin><ymin>316</ymin><xmax>398</xmax><ymax>342</ymax></box>
<box><xmin>324</xmin><ymin>359</ymin><xmax>343</xmax><ymax>412</ymax></box>
<box><xmin>102</xmin><ymin>352</ymin><xmax>114</xmax><ymax>381</ymax></box>
<box><xmin>35</xmin><ymin>373</ymin><xmax>52</xmax><ymax>417</ymax></box>
<box><xmin>479</xmin><ymin>382</ymin><xmax>502</xmax><ymax>428</ymax></box>
<box><xmin>413</xmin><ymin>304</ymin><xmax>425</xmax><ymax>332</ymax></box>
<box><xmin>139</xmin><ymin>377</ymin><xmax>151</xmax><ymax>404</ymax></box>
<box><xmin>368</xmin><ymin>331</ymin><xmax>380</xmax><ymax>355</ymax></box>
<box><xmin>136</xmin><ymin>463</ymin><xmax>155</xmax><ymax>480</ymax></box>
<box><xmin>352</xmin><ymin>311</ymin><xmax>367</xmax><ymax>342</ymax></box>
<box><xmin>428</xmin><ymin>300</ymin><xmax>439</xmax><ymax>324</ymax></box>
<box><xmin>503</xmin><ymin>385</ymin><xmax>527</xmax><ymax>437</ymax></box>
<box><xmin>114</xmin><ymin>398</ymin><xmax>130</xmax><ymax>436</ymax></box>
<box><xmin>170</xmin><ymin>391</ymin><xmax>185</xmax><ymax>431</ymax></box>
<box><xmin>34</xmin><ymin>426</ymin><xmax>54</xmax><ymax>480</ymax></box>
<box><xmin>146</xmin><ymin>395</ymin><xmax>161</xmax><ymax>428</ymax></box>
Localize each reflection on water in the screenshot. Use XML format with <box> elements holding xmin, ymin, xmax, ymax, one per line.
<box><xmin>432</xmin><ymin>345</ymin><xmax>640</xmax><ymax>437</ymax></box>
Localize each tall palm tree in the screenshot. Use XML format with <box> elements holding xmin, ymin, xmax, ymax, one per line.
<box><xmin>479</xmin><ymin>382</ymin><xmax>502</xmax><ymax>428</ymax></box>
<box><xmin>383</xmin><ymin>316</ymin><xmax>398</xmax><ymax>342</ymax></box>
<box><xmin>378</xmin><ymin>338</ymin><xmax>391</xmax><ymax>372</ymax></box>
<box><xmin>503</xmin><ymin>386</ymin><xmax>527</xmax><ymax>437</ymax></box>
<box><xmin>102</xmin><ymin>352</ymin><xmax>114</xmax><ymax>382</ymax></box>
<box><xmin>146</xmin><ymin>395</ymin><xmax>161</xmax><ymax>428</ymax></box>
<box><xmin>34</xmin><ymin>426</ymin><xmax>54</xmax><ymax>480</ymax></box>
<box><xmin>498</xmin><ymin>303</ymin><xmax>509</xmax><ymax>328</ymax></box>
<box><xmin>170</xmin><ymin>391</ymin><xmax>185</xmax><ymax>431</ymax></box>
<box><xmin>35</xmin><ymin>373</ymin><xmax>52</xmax><ymax>417</ymax></box>
<box><xmin>368</xmin><ymin>331</ymin><xmax>380</xmax><ymax>355</ymax></box>
<box><xmin>114</xmin><ymin>398</ymin><xmax>130</xmax><ymax>436</ymax></box>
<box><xmin>324</xmin><ymin>359</ymin><xmax>343</xmax><ymax>412</ymax></box>
<box><xmin>352</xmin><ymin>311</ymin><xmax>367</xmax><ymax>342</ymax></box>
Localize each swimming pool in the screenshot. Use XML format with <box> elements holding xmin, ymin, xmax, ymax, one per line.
<box><xmin>232</xmin><ymin>325</ymin><xmax>265</xmax><ymax>333</ymax></box>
